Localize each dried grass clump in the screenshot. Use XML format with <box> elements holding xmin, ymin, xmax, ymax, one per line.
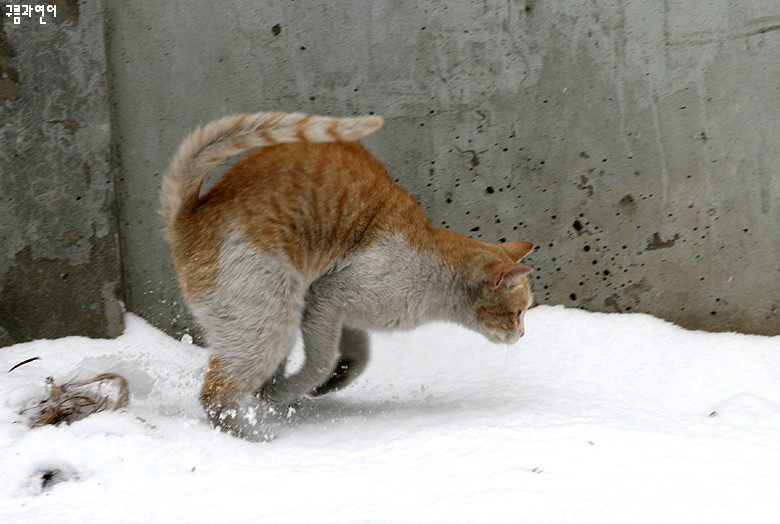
<box><xmin>23</xmin><ymin>373</ymin><xmax>129</xmax><ymax>428</ymax></box>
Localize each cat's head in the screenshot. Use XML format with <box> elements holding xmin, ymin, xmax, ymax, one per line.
<box><xmin>465</xmin><ymin>241</ymin><xmax>534</xmax><ymax>344</ymax></box>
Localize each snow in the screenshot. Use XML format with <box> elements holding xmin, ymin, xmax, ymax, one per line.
<box><xmin>1</xmin><ymin>305</ymin><xmax>779</xmax><ymax>523</ymax></box>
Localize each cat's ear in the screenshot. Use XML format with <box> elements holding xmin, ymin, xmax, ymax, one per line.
<box><xmin>501</xmin><ymin>241</ymin><xmax>534</xmax><ymax>262</ymax></box>
<box><xmin>489</xmin><ymin>263</ymin><xmax>533</xmax><ymax>288</ymax></box>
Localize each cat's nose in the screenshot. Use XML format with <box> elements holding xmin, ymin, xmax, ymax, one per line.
<box><xmin>516</xmin><ymin>311</ymin><xmax>526</xmax><ymax>338</ymax></box>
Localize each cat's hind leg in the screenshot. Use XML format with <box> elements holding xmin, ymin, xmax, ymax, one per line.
<box><xmin>199</xmin><ymin>316</ymin><xmax>299</xmax><ymax>441</ymax></box>
<box><xmin>195</xmin><ymin>236</ymin><xmax>306</xmax><ymax>439</ymax></box>
<box><xmin>310</xmin><ymin>326</ymin><xmax>370</xmax><ymax>396</ymax></box>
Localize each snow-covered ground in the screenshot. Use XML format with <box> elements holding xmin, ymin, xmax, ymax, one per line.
<box><xmin>1</xmin><ymin>305</ymin><xmax>779</xmax><ymax>523</ymax></box>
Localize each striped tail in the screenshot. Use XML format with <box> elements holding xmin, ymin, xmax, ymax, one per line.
<box><xmin>159</xmin><ymin>111</ymin><xmax>384</xmax><ymax>233</ymax></box>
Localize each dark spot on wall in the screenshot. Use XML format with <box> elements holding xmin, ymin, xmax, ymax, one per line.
<box><xmin>604</xmin><ymin>294</ymin><xmax>621</xmax><ymax>312</ymax></box>
<box><xmin>646</xmin><ymin>232</ymin><xmax>681</xmax><ymax>251</ymax></box>
<box><xmin>272</xmin><ymin>23</ymin><xmax>282</xmax><ymax>36</ymax></box>
<box><xmin>572</xmin><ymin>219</ymin><xmax>583</xmax><ymax>231</ymax></box>
<box><xmin>486</xmin><ymin>186</ymin><xmax>494</xmax><ymax>194</ymax></box>
<box><xmin>618</xmin><ymin>194</ymin><xmax>637</xmax><ymax>214</ymax></box>
<box><xmin>576</xmin><ymin>174</ymin><xmax>594</xmax><ymax>197</ymax></box>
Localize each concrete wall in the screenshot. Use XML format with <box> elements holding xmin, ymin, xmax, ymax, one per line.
<box><xmin>105</xmin><ymin>0</ymin><xmax>780</xmax><ymax>337</ymax></box>
<box><xmin>0</xmin><ymin>0</ymin><xmax>123</xmax><ymax>346</ymax></box>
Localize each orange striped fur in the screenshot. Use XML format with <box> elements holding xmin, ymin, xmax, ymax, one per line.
<box><xmin>160</xmin><ymin>111</ymin><xmax>534</xmax><ymax>440</ymax></box>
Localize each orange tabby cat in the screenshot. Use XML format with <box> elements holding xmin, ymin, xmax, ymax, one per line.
<box><xmin>161</xmin><ymin>111</ymin><xmax>534</xmax><ymax>439</ymax></box>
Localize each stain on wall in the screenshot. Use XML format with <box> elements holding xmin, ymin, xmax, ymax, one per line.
<box><xmin>0</xmin><ymin>0</ymin><xmax>123</xmax><ymax>346</ymax></box>
<box><xmin>49</xmin><ymin>0</ymin><xmax>80</xmax><ymax>25</ymax></box>
<box><xmin>0</xmin><ymin>18</ymin><xmax>20</xmax><ymax>106</ymax></box>
<box><xmin>105</xmin><ymin>0</ymin><xmax>780</xmax><ymax>336</ymax></box>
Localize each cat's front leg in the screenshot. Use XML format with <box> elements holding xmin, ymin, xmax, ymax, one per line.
<box><xmin>261</xmin><ymin>301</ymin><xmax>344</xmax><ymax>406</ymax></box>
<box><xmin>310</xmin><ymin>326</ymin><xmax>370</xmax><ymax>396</ymax></box>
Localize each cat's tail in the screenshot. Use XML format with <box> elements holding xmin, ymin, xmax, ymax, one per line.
<box><xmin>160</xmin><ymin>111</ymin><xmax>384</xmax><ymax>232</ymax></box>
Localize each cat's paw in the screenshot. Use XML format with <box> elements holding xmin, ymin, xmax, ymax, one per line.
<box><xmin>205</xmin><ymin>402</ymin><xmax>279</xmax><ymax>442</ymax></box>
<box><xmin>310</xmin><ymin>357</ymin><xmax>355</xmax><ymax>396</ymax></box>
<box><xmin>258</xmin><ymin>382</ymin><xmax>300</xmax><ymax>408</ymax></box>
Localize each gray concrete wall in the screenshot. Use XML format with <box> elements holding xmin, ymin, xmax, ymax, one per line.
<box><xmin>105</xmin><ymin>0</ymin><xmax>780</xmax><ymax>337</ymax></box>
<box><xmin>0</xmin><ymin>0</ymin><xmax>124</xmax><ymax>346</ymax></box>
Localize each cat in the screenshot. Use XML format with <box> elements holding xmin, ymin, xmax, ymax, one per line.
<box><xmin>160</xmin><ymin>111</ymin><xmax>534</xmax><ymax>439</ymax></box>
